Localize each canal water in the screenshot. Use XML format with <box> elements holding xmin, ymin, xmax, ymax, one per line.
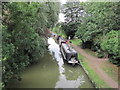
<box><xmin>8</xmin><ymin>37</ymin><xmax>94</xmax><ymax>88</ymax></box>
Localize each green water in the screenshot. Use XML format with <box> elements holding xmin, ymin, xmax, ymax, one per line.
<box><xmin>8</xmin><ymin>38</ymin><xmax>94</xmax><ymax>88</ymax></box>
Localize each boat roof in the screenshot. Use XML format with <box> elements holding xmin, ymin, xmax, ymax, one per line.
<box><xmin>61</xmin><ymin>43</ymin><xmax>77</xmax><ymax>54</ymax></box>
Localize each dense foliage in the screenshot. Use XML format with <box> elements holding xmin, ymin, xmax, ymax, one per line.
<box><xmin>61</xmin><ymin>2</ymin><xmax>120</xmax><ymax>66</ymax></box>
<box><xmin>101</xmin><ymin>31</ymin><xmax>119</xmax><ymax>65</ymax></box>
<box><xmin>61</xmin><ymin>2</ymin><xmax>84</xmax><ymax>39</ymax></box>
<box><xmin>2</xmin><ymin>2</ymin><xmax>60</xmax><ymax>86</ymax></box>
<box><xmin>75</xmin><ymin>2</ymin><xmax>120</xmax><ymax>66</ymax></box>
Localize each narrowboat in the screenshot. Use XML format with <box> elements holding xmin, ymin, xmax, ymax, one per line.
<box><xmin>59</xmin><ymin>40</ymin><xmax>80</xmax><ymax>66</ymax></box>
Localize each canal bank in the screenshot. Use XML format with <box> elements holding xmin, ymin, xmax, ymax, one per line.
<box><xmin>71</xmin><ymin>43</ymin><xmax>118</xmax><ymax>88</ymax></box>
<box><xmin>52</xmin><ymin>36</ymin><xmax>97</xmax><ymax>88</ymax></box>
<box><xmin>6</xmin><ymin>37</ymin><xmax>95</xmax><ymax>88</ymax></box>
<box><xmin>48</xmin><ymin>37</ymin><xmax>95</xmax><ymax>88</ymax></box>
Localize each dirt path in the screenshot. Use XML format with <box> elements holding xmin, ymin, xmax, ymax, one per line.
<box><xmin>71</xmin><ymin>43</ymin><xmax>118</xmax><ymax>88</ymax></box>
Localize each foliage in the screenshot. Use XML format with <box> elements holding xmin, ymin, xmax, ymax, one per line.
<box><xmin>61</xmin><ymin>22</ymin><xmax>80</xmax><ymax>39</ymax></box>
<box><xmin>61</xmin><ymin>2</ymin><xmax>84</xmax><ymax>39</ymax></box>
<box><xmin>76</xmin><ymin>2</ymin><xmax>119</xmax><ymax>42</ymax></box>
<box><xmin>0</xmin><ymin>82</ymin><xmax>3</xmax><ymax>90</ymax></box>
<box><xmin>96</xmin><ymin>51</ymin><xmax>105</xmax><ymax>58</ymax></box>
<box><xmin>52</xmin><ymin>24</ymin><xmax>66</xmax><ymax>38</ymax></box>
<box><xmin>2</xmin><ymin>2</ymin><xmax>60</xmax><ymax>86</ymax></box>
<box><xmin>75</xmin><ymin>2</ymin><xmax>120</xmax><ymax>65</ymax></box>
<box><xmin>101</xmin><ymin>31</ymin><xmax>119</xmax><ymax>66</ymax></box>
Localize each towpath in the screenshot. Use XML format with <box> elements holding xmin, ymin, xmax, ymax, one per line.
<box><xmin>71</xmin><ymin>43</ymin><xmax>118</xmax><ymax>88</ymax></box>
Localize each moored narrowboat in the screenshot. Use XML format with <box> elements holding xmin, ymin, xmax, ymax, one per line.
<box><xmin>59</xmin><ymin>39</ymin><xmax>80</xmax><ymax>66</ymax></box>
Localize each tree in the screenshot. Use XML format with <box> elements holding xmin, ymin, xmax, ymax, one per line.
<box><xmin>61</xmin><ymin>2</ymin><xmax>84</xmax><ymax>39</ymax></box>
<box><xmin>76</xmin><ymin>2</ymin><xmax>120</xmax><ymax>65</ymax></box>
<box><xmin>101</xmin><ymin>31</ymin><xmax>119</xmax><ymax>66</ymax></box>
<box><xmin>2</xmin><ymin>2</ymin><xmax>60</xmax><ymax>86</ymax></box>
<box><xmin>76</xmin><ymin>2</ymin><xmax>120</xmax><ymax>45</ymax></box>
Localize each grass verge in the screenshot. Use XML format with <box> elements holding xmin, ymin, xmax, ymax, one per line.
<box><xmin>78</xmin><ymin>54</ymin><xmax>110</xmax><ymax>88</ymax></box>
<box><xmin>71</xmin><ymin>39</ymin><xmax>111</xmax><ymax>88</ymax></box>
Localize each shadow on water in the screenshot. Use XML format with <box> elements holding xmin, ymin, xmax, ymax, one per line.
<box><xmin>7</xmin><ymin>37</ymin><xmax>94</xmax><ymax>88</ymax></box>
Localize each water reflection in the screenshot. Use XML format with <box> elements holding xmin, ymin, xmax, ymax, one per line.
<box><xmin>7</xmin><ymin>37</ymin><xmax>93</xmax><ymax>88</ymax></box>
<box><xmin>48</xmin><ymin>37</ymin><xmax>85</xmax><ymax>88</ymax></box>
<box><xmin>48</xmin><ymin>37</ymin><xmax>64</xmax><ymax>74</ymax></box>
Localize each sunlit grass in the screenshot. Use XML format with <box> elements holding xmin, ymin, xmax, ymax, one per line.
<box><xmin>70</xmin><ymin>39</ymin><xmax>82</xmax><ymax>46</ymax></box>
<box><xmin>52</xmin><ymin>27</ymin><xmax>66</xmax><ymax>38</ymax></box>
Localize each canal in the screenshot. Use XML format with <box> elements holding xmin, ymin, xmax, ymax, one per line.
<box><xmin>8</xmin><ymin>37</ymin><xmax>94</xmax><ymax>88</ymax></box>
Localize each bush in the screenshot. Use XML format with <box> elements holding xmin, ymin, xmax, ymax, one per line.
<box><xmin>101</xmin><ymin>31</ymin><xmax>119</xmax><ymax>66</ymax></box>
<box><xmin>96</xmin><ymin>50</ymin><xmax>105</xmax><ymax>58</ymax></box>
